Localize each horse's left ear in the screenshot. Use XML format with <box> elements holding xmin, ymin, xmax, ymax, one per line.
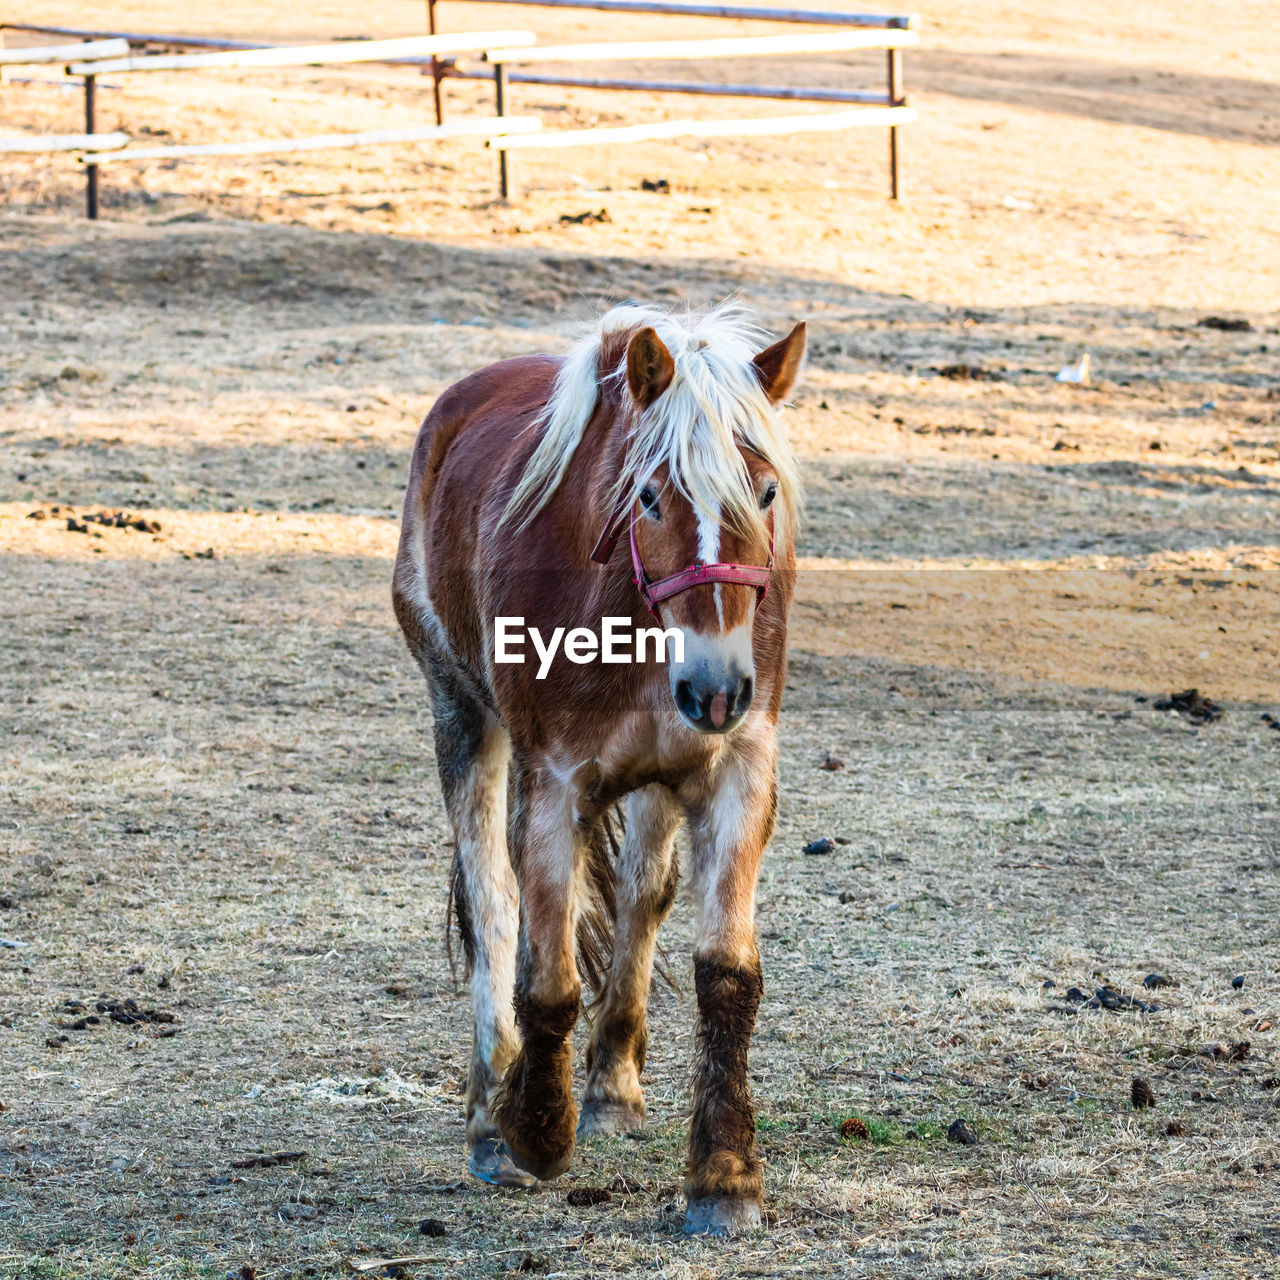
<box><xmin>753</xmin><ymin>322</ymin><xmax>806</xmax><ymax>405</ymax></box>
<box><xmin>626</xmin><ymin>327</ymin><xmax>676</xmax><ymax>409</ymax></box>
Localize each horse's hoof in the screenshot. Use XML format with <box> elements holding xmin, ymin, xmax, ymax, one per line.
<box><xmin>682</xmin><ymin>1196</ymin><xmax>763</xmax><ymax>1236</ymax></box>
<box><xmin>502</xmin><ymin>1139</ymin><xmax>574</xmax><ymax>1182</ymax></box>
<box><xmin>577</xmin><ymin>1099</ymin><xmax>644</xmax><ymax>1138</ymax></box>
<box><xmin>468</xmin><ymin>1138</ymin><xmax>539</xmax><ymax>1188</ymax></box>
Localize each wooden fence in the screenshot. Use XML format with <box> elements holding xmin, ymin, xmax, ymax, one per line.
<box><xmin>63</xmin><ymin>32</ymin><xmax>537</xmax><ymax>76</ymax></box>
<box><xmin>1</xmin><ymin>6</ymin><xmax>918</xmax><ymax>213</ymax></box>
<box><xmin>420</xmin><ymin>0</ymin><xmax>916</xmax><ymax>198</ymax></box>
<box><xmin>0</xmin><ymin>30</ymin><xmax>541</xmax><ymax>216</ymax></box>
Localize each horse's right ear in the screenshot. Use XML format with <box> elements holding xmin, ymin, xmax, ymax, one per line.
<box><xmin>626</xmin><ymin>327</ymin><xmax>676</xmax><ymax>409</ymax></box>
<box><xmin>753</xmin><ymin>321</ymin><xmax>806</xmax><ymax>405</ymax></box>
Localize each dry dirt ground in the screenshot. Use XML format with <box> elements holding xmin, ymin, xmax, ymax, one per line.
<box><xmin>2</xmin><ymin>2</ymin><xmax>1279</xmax><ymax>1277</ymax></box>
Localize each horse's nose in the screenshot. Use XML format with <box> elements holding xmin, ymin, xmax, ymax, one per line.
<box><xmin>675</xmin><ymin>673</ymin><xmax>754</xmax><ymax>733</ymax></box>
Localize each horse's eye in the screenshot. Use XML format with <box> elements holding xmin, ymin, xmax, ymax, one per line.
<box><xmin>760</xmin><ymin>482</ymin><xmax>778</xmax><ymax>510</ymax></box>
<box><xmin>640</xmin><ymin>486</ymin><xmax>660</xmax><ymax>517</ymax></box>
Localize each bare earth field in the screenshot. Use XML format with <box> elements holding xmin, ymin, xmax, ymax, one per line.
<box><xmin>1</xmin><ymin>2</ymin><xmax>1279</xmax><ymax>1277</ymax></box>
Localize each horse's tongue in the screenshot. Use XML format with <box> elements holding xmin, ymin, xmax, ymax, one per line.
<box><xmin>709</xmin><ymin>692</ymin><xmax>728</xmax><ymax>729</ymax></box>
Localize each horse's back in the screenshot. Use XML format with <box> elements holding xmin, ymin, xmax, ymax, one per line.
<box><xmin>411</xmin><ymin>354</ymin><xmax>559</xmax><ymax>504</ymax></box>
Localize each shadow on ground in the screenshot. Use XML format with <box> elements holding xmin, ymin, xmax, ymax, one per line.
<box><xmin>915</xmin><ymin>50</ymin><xmax>1280</xmax><ymax>147</ymax></box>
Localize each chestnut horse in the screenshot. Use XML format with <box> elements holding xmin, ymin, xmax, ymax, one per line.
<box><xmin>392</xmin><ymin>303</ymin><xmax>805</xmax><ymax>1235</ymax></box>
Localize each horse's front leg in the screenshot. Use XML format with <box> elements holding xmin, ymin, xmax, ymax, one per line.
<box><xmin>682</xmin><ymin>738</ymin><xmax>777</xmax><ymax>1235</ymax></box>
<box><xmin>492</xmin><ymin>759</ymin><xmax>584</xmax><ymax>1181</ymax></box>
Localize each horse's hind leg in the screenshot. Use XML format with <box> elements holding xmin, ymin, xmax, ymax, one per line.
<box><xmin>579</xmin><ymin>786</ymin><xmax>681</xmax><ymax>1137</ymax></box>
<box><xmin>425</xmin><ymin>658</ymin><xmax>529</xmax><ymax>1187</ymax></box>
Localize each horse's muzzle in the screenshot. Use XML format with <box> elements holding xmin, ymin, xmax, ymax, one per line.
<box><xmin>674</xmin><ymin>672</ymin><xmax>754</xmax><ymax>734</ymax></box>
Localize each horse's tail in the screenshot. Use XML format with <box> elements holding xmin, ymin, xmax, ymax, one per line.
<box><xmin>576</xmin><ymin>807</ymin><xmax>621</xmax><ymax>1002</ymax></box>
<box><xmin>580</xmin><ymin>804</ymin><xmax>678</xmax><ymax>1000</ymax></box>
<box><xmin>447</xmin><ymin>802</ymin><xmax>675</xmax><ymax>999</ymax></box>
<box><xmin>445</xmin><ymin>848</ymin><xmax>475</xmax><ymax>984</ymax></box>
<box><xmin>446</xmin><ymin>828</ymin><xmax>614</xmax><ymax>994</ymax></box>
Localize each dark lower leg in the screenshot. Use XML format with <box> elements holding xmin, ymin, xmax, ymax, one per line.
<box><xmin>681</xmin><ymin>746</ymin><xmax>775</xmax><ymax>1234</ymax></box>
<box><xmin>465</xmin><ymin>1036</ymin><xmax>516</xmax><ymax>1147</ymax></box>
<box><xmin>494</xmin><ymin>987</ymin><xmax>580</xmax><ymax>1179</ymax></box>
<box><xmin>581</xmin><ymin>870</ymin><xmax>674</xmax><ymax>1130</ymax></box>
<box><xmin>685</xmin><ymin>953</ymin><xmax>764</xmax><ymax>1206</ymax></box>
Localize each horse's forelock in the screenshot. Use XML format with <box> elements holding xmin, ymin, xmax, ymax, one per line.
<box><xmin>612</xmin><ymin>305</ymin><xmax>802</xmax><ymax>542</ymax></box>
<box><xmin>501</xmin><ymin>303</ymin><xmax>801</xmax><ymax>540</ymax></box>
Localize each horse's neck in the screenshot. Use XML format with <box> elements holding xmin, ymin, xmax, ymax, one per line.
<box><xmin>580</xmin><ymin>391</ymin><xmax>632</xmax><ymax>544</ymax></box>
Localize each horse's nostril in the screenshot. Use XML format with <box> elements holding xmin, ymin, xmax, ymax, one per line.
<box><xmin>736</xmin><ymin>676</ymin><xmax>754</xmax><ymax>715</ymax></box>
<box><xmin>675</xmin><ymin>679</ymin><xmax>699</xmax><ymax>722</ymax></box>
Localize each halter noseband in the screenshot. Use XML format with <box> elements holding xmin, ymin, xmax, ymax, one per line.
<box><xmin>590</xmin><ymin>500</ymin><xmax>773</xmax><ymax>621</ymax></box>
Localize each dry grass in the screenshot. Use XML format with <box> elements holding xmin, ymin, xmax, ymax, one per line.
<box><xmin>2</xmin><ymin>1</ymin><xmax>1279</xmax><ymax>1276</ymax></box>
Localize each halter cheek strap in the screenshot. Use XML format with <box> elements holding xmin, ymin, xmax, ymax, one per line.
<box><xmin>589</xmin><ymin>501</ymin><xmax>628</xmax><ymax>566</ymax></box>
<box><xmin>629</xmin><ymin>512</ymin><xmax>772</xmax><ymax>620</ymax></box>
<box><xmin>591</xmin><ymin>499</ymin><xmax>774</xmax><ymax>622</ymax></box>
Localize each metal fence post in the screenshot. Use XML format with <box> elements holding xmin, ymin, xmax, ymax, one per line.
<box><xmin>426</xmin><ymin>0</ymin><xmax>444</xmax><ymax>125</ymax></box>
<box><xmin>886</xmin><ymin>46</ymin><xmax>901</xmax><ymax>201</ymax></box>
<box><xmin>84</xmin><ymin>71</ymin><xmax>99</xmax><ymax>218</ymax></box>
<box><xmin>494</xmin><ymin>61</ymin><xmax>511</xmax><ymax>199</ymax></box>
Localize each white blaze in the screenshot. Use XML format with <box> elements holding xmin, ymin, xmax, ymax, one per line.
<box><xmin>695</xmin><ymin>504</ymin><xmax>724</xmax><ymax>632</ymax></box>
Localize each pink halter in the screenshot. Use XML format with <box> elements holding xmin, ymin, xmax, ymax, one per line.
<box><xmin>590</xmin><ymin>501</ymin><xmax>773</xmax><ymax>621</ymax></box>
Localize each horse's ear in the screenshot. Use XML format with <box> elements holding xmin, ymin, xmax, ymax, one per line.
<box><xmin>753</xmin><ymin>322</ymin><xmax>806</xmax><ymax>405</ymax></box>
<box><xmin>626</xmin><ymin>327</ymin><xmax>676</xmax><ymax>409</ymax></box>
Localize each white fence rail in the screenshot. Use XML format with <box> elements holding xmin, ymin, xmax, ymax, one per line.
<box><xmin>419</xmin><ymin>0</ymin><xmax>915</xmax><ymax>27</ymax></box>
<box><xmin>0</xmin><ymin>131</ymin><xmax>127</xmax><ymax>153</ymax></box>
<box><xmin>483</xmin><ymin>28</ymin><xmax>917</xmax><ymax>64</ymax></box>
<box><xmin>67</xmin><ymin>32</ymin><xmax>537</xmax><ymax>76</ymax></box>
<box><xmin>88</xmin><ymin>117</ymin><xmax>542</xmax><ymax>164</ymax></box>
<box><xmin>0</xmin><ymin>37</ymin><xmax>128</xmax><ymax>65</ymax></box>
<box><xmin>488</xmin><ymin>104</ymin><xmax>914</xmax><ymax>148</ymax></box>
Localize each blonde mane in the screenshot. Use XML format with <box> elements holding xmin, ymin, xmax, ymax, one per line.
<box><xmin>501</xmin><ymin>302</ymin><xmax>801</xmax><ymax>541</ymax></box>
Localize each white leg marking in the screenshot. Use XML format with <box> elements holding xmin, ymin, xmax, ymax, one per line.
<box><xmin>451</xmin><ymin>715</ymin><xmax>518</xmax><ymax>1073</ymax></box>
<box><xmin>521</xmin><ymin>762</ymin><xmax>588</xmax><ymax>1000</ymax></box>
<box><xmin>692</xmin><ymin>733</ymin><xmax>777</xmax><ymax>965</ymax></box>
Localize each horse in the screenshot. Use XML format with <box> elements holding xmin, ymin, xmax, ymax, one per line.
<box><xmin>392</xmin><ymin>302</ymin><xmax>805</xmax><ymax>1235</ymax></box>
